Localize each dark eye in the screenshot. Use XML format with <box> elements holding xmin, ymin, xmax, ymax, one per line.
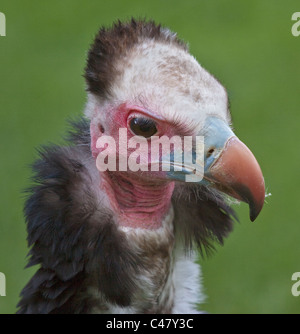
<box><xmin>129</xmin><ymin>117</ymin><xmax>157</xmax><ymax>138</ymax></box>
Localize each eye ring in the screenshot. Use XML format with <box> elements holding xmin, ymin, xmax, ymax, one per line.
<box><xmin>128</xmin><ymin>116</ymin><xmax>158</xmax><ymax>138</ymax></box>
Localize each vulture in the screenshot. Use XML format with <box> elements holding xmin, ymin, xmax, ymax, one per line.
<box><xmin>17</xmin><ymin>19</ymin><xmax>265</xmax><ymax>314</ymax></box>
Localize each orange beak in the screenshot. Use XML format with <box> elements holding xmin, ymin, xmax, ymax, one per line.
<box><xmin>207</xmin><ymin>136</ymin><xmax>265</xmax><ymax>221</ymax></box>
<box><xmin>165</xmin><ymin>116</ymin><xmax>265</xmax><ymax>221</ymax></box>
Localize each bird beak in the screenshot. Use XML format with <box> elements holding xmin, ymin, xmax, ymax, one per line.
<box><xmin>166</xmin><ymin>116</ymin><xmax>265</xmax><ymax>221</ymax></box>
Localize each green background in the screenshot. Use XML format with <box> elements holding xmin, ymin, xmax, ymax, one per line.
<box><xmin>0</xmin><ymin>0</ymin><xmax>299</xmax><ymax>314</ymax></box>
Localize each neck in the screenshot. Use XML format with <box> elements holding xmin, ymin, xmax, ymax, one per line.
<box><xmin>101</xmin><ymin>171</ymin><xmax>175</xmax><ymax>229</ymax></box>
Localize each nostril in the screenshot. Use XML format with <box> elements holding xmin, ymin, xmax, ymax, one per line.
<box><xmin>98</xmin><ymin>124</ymin><xmax>105</xmax><ymax>134</ymax></box>
<box><xmin>206</xmin><ymin>147</ymin><xmax>215</xmax><ymax>158</ymax></box>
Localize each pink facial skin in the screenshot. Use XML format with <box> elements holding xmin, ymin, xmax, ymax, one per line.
<box><xmin>101</xmin><ymin>171</ymin><xmax>175</xmax><ymax>229</ymax></box>
<box><xmin>90</xmin><ymin>103</ymin><xmax>180</xmax><ymax>229</ymax></box>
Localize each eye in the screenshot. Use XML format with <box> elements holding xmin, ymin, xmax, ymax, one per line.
<box><xmin>129</xmin><ymin>117</ymin><xmax>158</xmax><ymax>138</ymax></box>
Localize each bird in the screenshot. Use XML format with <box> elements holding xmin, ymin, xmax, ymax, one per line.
<box><xmin>17</xmin><ymin>19</ymin><xmax>265</xmax><ymax>314</ymax></box>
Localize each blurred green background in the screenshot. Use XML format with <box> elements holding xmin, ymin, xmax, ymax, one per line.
<box><xmin>0</xmin><ymin>0</ymin><xmax>299</xmax><ymax>314</ymax></box>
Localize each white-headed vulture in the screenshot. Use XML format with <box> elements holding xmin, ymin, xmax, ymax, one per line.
<box><xmin>17</xmin><ymin>19</ymin><xmax>265</xmax><ymax>314</ymax></box>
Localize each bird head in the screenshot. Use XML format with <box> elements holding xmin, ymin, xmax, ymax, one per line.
<box><xmin>84</xmin><ymin>20</ymin><xmax>265</xmax><ymax>228</ymax></box>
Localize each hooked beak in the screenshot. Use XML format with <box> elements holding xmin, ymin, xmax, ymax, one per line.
<box><xmin>166</xmin><ymin>117</ymin><xmax>265</xmax><ymax>221</ymax></box>
<box><xmin>207</xmin><ymin>135</ymin><xmax>265</xmax><ymax>221</ymax></box>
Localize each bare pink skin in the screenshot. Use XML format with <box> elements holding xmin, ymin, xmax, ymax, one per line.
<box><xmin>101</xmin><ymin>171</ymin><xmax>175</xmax><ymax>229</ymax></box>
<box><xmin>90</xmin><ymin>103</ymin><xmax>182</xmax><ymax>229</ymax></box>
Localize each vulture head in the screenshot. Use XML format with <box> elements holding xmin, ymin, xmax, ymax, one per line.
<box><xmin>18</xmin><ymin>19</ymin><xmax>265</xmax><ymax>314</ymax></box>
<box><xmin>85</xmin><ymin>20</ymin><xmax>265</xmax><ymax>227</ymax></box>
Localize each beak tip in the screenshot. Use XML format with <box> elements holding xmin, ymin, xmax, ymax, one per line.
<box><xmin>249</xmin><ymin>187</ymin><xmax>265</xmax><ymax>222</ymax></box>
<box><xmin>250</xmin><ymin>207</ymin><xmax>261</xmax><ymax>222</ymax></box>
<box><xmin>250</xmin><ymin>211</ymin><xmax>258</xmax><ymax>222</ymax></box>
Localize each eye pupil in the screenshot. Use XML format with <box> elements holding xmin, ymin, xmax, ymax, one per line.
<box><xmin>129</xmin><ymin>117</ymin><xmax>157</xmax><ymax>138</ymax></box>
